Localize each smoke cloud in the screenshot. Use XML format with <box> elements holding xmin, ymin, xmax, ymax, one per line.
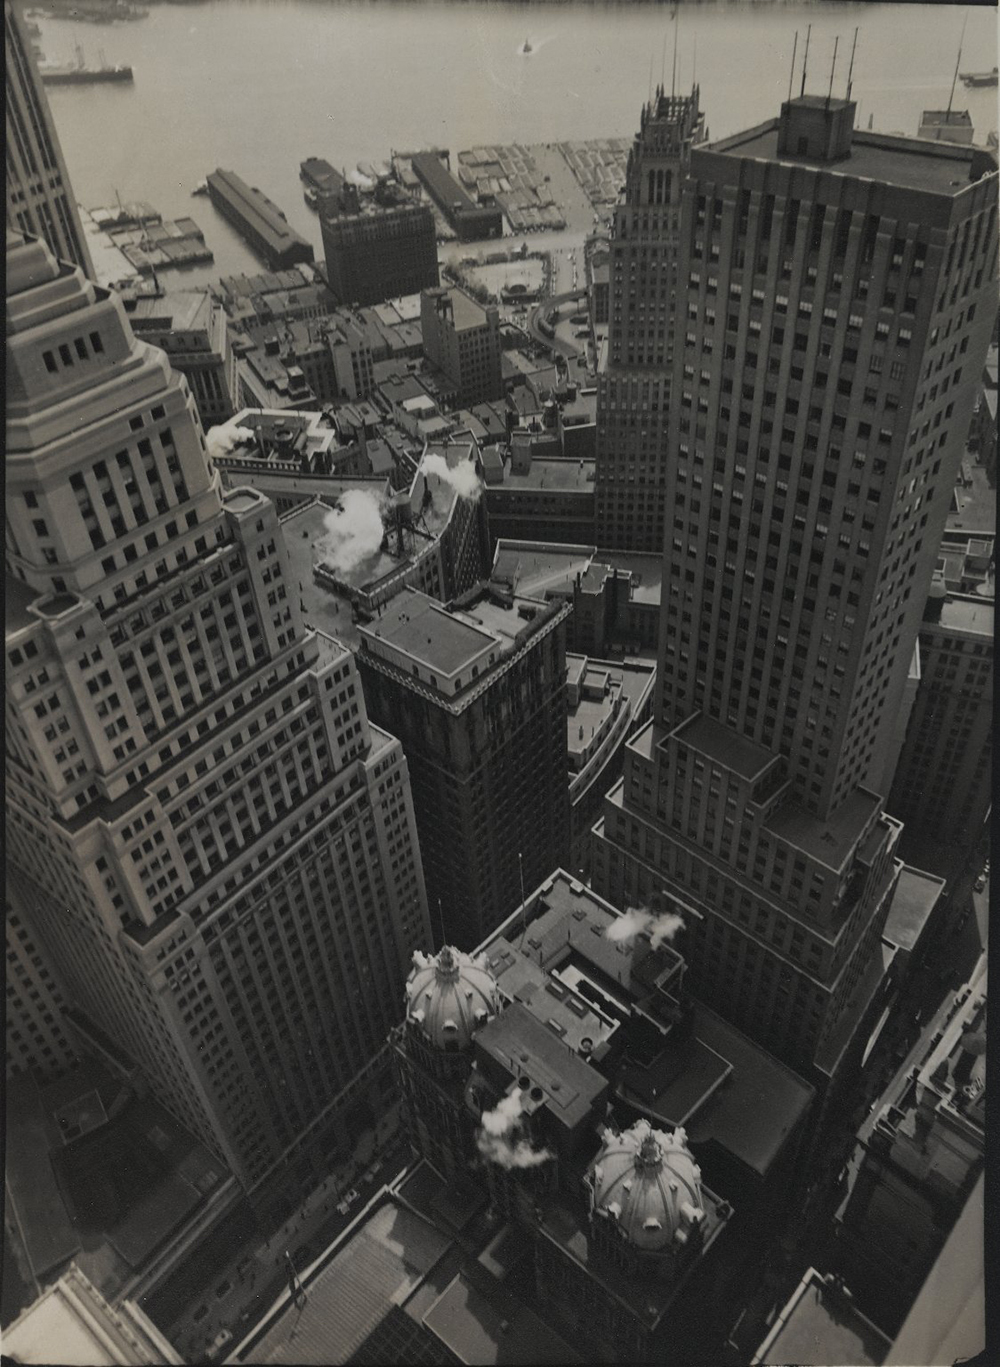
<box><xmin>604</xmin><ymin>906</ymin><xmax>685</xmax><ymax>949</ymax></box>
<box><xmin>422</xmin><ymin>452</ymin><xmax>482</xmax><ymax>501</ymax></box>
<box><xmin>205</xmin><ymin>423</ymin><xmax>256</xmax><ymax>458</ymax></box>
<box><xmin>316</xmin><ymin>489</ymin><xmax>385</xmax><ymax>575</ymax></box>
<box><xmin>477</xmin><ymin>1088</ymin><xmax>553</xmax><ymax>1169</ymax></box>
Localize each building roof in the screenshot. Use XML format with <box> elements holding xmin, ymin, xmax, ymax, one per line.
<box><xmin>422</xmin><ymin>1271</ymin><xmax>580</xmax><ymax>1364</ymax></box>
<box><xmin>366</xmin><ymin>591</ymin><xmax>498</xmax><ymax>678</ymax></box>
<box><xmin>502</xmin><ymin>458</ymin><xmax>595</xmax><ymax>492</ymax></box>
<box><xmin>1</xmin><ymin>1265</ymin><xmax>181</xmax><ymax>1365</ymax></box>
<box><xmin>751</xmin><ymin>1268</ymin><xmax>890</xmax><ymax>1366</ymax></box>
<box><xmin>935</xmin><ymin>595</ymin><xmax>995</xmax><ymax>637</ymax></box>
<box><xmin>766</xmin><ymin>786</ymin><xmax>884</xmax><ymax>873</ymax></box>
<box><xmin>670</xmin><ymin>713</ymin><xmax>775</xmax><ymax>782</ymax></box>
<box><xmin>883</xmin><ymin>864</ymin><xmax>946</xmax><ymax>954</ymax></box>
<box><xmin>710</xmin><ymin>120</ymin><xmax>992</xmax><ymax>196</ymax></box>
<box><xmin>920</xmin><ymin>109</ymin><xmax>974</xmax><ymax>128</ymax></box>
<box><xmin>424</xmin><ymin>285</ymin><xmax>491</xmax><ymax>331</ymax></box>
<box><xmin>207</xmin><ymin>170</ymin><xmax>311</xmax><ymax>255</ymax></box>
<box><xmin>492</xmin><ymin>541</ymin><xmax>596</xmax><ymax>600</ymax></box>
<box><xmin>240</xmin><ymin>1200</ymin><xmax>453</xmax><ymax>1364</ymax></box>
<box><xmin>126</xmin><ymin>289</ymin><xmax>215</xmax><ymax>333</ymax></box>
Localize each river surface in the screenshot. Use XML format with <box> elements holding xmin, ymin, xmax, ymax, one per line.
<box><xmin>34</xmin><ymin>1</ymin><xmax>999</xmax><ymax>286</ymax></box>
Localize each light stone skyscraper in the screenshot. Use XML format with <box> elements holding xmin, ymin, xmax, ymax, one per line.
<box><xmin>5</xmin><ymin>230</ymin><xmax>432</xmax><ymax>1195</ymax></box>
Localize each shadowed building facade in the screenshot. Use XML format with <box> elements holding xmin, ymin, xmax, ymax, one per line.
<box><xmin>591</xmin><ymin>99</ymin><xmax>998</xmax><ymax>1087</ymax></box>
<box><xmin>5</xmin><ymin>0</ymin><xmax>93</xmax><ymax>277</ymax></box>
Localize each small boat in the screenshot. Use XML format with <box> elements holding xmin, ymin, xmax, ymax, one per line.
<box><xmin>522</xmin><ymin>38</ymin><xmax>532</xmax><ymax>55</ymax></box>
<box><xmin>960</xmin><ymin>67</ymin><xmax>998</xmax><ymax>88</ymax></box>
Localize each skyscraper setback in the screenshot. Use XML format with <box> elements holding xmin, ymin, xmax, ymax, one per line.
<box><xmin>593</xmin><ymin>97</ymin><xmax>998</xmax><ymax>1083</ymax></box>
<box><xmin>5</xmin><ymin>0</ymin><xmax>93</xmax><ymax>277</ymax></box>
<box><xmin>594</xmin><ymin>85</ymin><xmax>706</xmax><ymax>552</ymax></box>
<box><xmin>5</xmin><ymin>230</ymin><xmax>433</xmax><ymax>1193</ymax></box>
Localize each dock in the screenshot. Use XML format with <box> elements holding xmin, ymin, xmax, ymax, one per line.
<box><xmin>207</xmin><ymin>169</ymin><xmax>314</xmax><ymax>271</ymax></box>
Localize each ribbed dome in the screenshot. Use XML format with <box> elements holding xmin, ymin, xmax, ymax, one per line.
<box><xmin>589</xmin><ymin>1119</ymin><xmax>705</xmax><ymax>1252</ymax></box>
<box><xmin>405</xmin><ymin>945</ymin><xmax>500</xmax><ymax>1050</ymax></box>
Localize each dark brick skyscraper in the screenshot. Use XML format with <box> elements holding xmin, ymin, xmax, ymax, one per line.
<box><xmin>593</xmin><ymin>98</ymin><xmax>998</xmax><ymax>1084</ymax></box>
<box><xmin>595</xmin><ymin>86</ymin><xmax>706</xmax><ymax>552</ymax></box>
<box><xmin>5</xmin><ymin>0</ymin><xmax>93</xmax><ymax>276</ymax></box>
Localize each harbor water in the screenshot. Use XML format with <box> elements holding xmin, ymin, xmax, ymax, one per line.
<box><xmin>34</xmin><ymin>1</ymin><xmax>999</xmax><ymax>286</ymax></box>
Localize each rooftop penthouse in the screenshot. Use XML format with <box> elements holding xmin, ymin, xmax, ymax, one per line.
<box><xmin>206</xmin><ymin>170</ymin><xmax>314</xmax><ymax>271</ymax></box>
<box><xmin>706</xmin><ymin>97</ymin><xmax>997</xmax><ymax>203</ymax></box>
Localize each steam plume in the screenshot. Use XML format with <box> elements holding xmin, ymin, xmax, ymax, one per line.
<box><xmin>205</xmin><ymin>422</ymin><xmax>255</xmax><ymax>458</ymax></box>
<box><xmin>422</xmin><ymin>452</ymin><xmax>482</xmax><ymax>501</ymax></box>
<box><xmin>477</xmin><ymin>1088</ymin><xmax>553</xmax><ymax>1169</ymax></box>
<box><xmin>316</xmin><ymin>489</ymin><xmax>385</xmax><ymax>575</ymax></box>
<box><xmin>604</xmin><ymin>906</ymin><xmax>685</xmax><ymax>949</ymax></box>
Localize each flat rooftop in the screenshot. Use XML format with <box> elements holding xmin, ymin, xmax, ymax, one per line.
<box><xmin>709</xmin><ymin>122</ymin><xmax>987</xmax><ymax>197</ymax></box>
<box><xmin>671</xmin><ymin>713</ymin><xmax>776</xmax><ymax>782</ymax></box>
<box><xmin>503</xmin><ymin>458</ymin><xmax>595</xmax><ymax>492</ymax></box>
<box><xmin>280</xmin><ymin>499</ymin><xmax>363</xmax><ymax>651</ymax></box>
<box><xmin>423</xmin><ymin>1271</ymin><xmax>579</xmax><ymax>1364</ymax></box>
<box><xmin>751</xmin><ymin>1268</ymin><xmax>890</xmax><ymax>1366</ymax></box>
<box><xmin>596</xmin><ymin>550</ymin><xmax>663</xmax><ymax>604</ymax></box>
<box><xmin>493</xmin><ymin>542</ymin><xmax>596</xmax><ymax>599</ymax></box>
<box><xmin>425</xmin><ymin>285</ymin><xmax>490</xmax><ymax>331</ymax></box>
<box><xmin>365</xmin><ymin>591</ymin><xmax>497</xmax><ymax>677</ymax></box>
<box><xmin>883</xmin><ymin>864</ymin><xmax>946</xmax><ymax>954</ymax></box>
<box><xmin>127</xmin><ymin>289</ymin><xmax>213</xmax><ymax>332</ymax></box>
<box><xmin>207</xmin><ymin>170</ymin><xmax>311</xmax><ymax>253</ymax></box>
<box><xmin>766</xmin><ymin>787</ymin><xmax>883</xmax><ymax>873</ymax></box>
<box><xmin>936</xmin><ymin>596</ymin><xmax>995</xmax><ymax>636</ymax></box>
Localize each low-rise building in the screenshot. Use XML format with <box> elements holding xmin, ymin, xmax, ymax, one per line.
<box><xmin>484</xmin><ymin>456</ymin><xmax>596</xmax><ymax>545</ymax></box>
<box><xmin>390</xmin><ymin>872</ymin><xmax>815</xmax><ymax>1362</ymax></box>
<box><xmin>750</xmin><ymin>1268</ymin><xmax>890</xmax><ymax>1367</ymax></box>
<box><xmin>565</xmin><ymin>653</ymin><xmax>656</xmax><ymax>876</ymax></box>
<box><xmin>421</xmin><ymin>286</ymin><xmax>503</xmax><ymax>407</ymax></box>
<box><xmin>124</xmin><ymin>290</ymin><xmax>236</xmax><ymax>430</ymax></box>
<box><xmin>888</xmin><ymin>591</ymin><xmax>993</xmax><ymax>872</ymax></box>
<box><xmin>834</xmin><ymin>961</ymin><xmax>986</xmax><ymax>1336</ymax></box>
<box><xmin>411</xmin><ymin>151</ymin><xmax>504</xmax><ymax>241</ymax></box>
<box><xmin>917</xmin><ymin>109</ymin><xmax>975</xmax><ymax>144</ymax></box>
<box><xmin>320</xmin><ymin>180</ymin><xmax>439</xmax><ymax>307</ymax></box>
<box><xmin>3</xmin><ymin>1264</ymin><xmax>182</xmax><ymax>1365</ymax></box>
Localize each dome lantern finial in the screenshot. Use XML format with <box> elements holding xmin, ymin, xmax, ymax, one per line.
<box><xmin>637</xmin><ymin>1134</ymin><xmax>662</xmax><ymax>1170</ymax></box>
<box><xmin>436</xmin><ymin>944</ymin><xmax>459</xmax><ymax>980</ymax></box>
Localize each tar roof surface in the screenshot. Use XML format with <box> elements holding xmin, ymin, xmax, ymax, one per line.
<box><xmin>755</xmin><ymin>1274</ymin><xmax>889</xmax><ymax>1366</ymax></box>
<box><xmin>366</xmin><ymin>592</ymin><xmax>496</xmax><ymax>675</ymax></box>
<box><xmin>712</xmin><ymin>124</ymin><xmax>985</xmax><ymax>196</ymax></box>
<box><xmin>245</xmin><ymin>1202</ymin><xmax>452</xmax><ymax>1364</ymax></box>
<box><xmin>883</xmin><ymin>865</ymin><xmax>947</xmax><ymax>952</ymax></box>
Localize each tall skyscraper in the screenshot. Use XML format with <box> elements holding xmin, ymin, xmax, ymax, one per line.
<box><xmin>5</xmin><ymin>230</ymin><xmax>433</xmax><ymax>1194</ymax></box>
<box><xmin>5</xmin><ymin>0</ymin><xmax>93</xmax><ymax>277</ymax></box>
<box><xmin>356</xmin><ymin>583</ymin><xmax>571</xmax><ymax>950</ymax></box>
<box><xmin>594</xmin><ymin>86</ymin><xmax>706</xmax><ymax>552</ymax></box>
<box><xmin>592</xmin><ymin>98</ymin><xmax>998</xmax><ymax>1083</ymax></box>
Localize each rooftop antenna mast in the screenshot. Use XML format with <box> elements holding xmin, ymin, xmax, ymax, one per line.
<box><xmin>671</xmin><ymin>3</ymin><xmax>679</xmax><ymax>100</ymax></box>
<box><xmin>800</xmin><ymin>23</ymin><xmax>811</xmax><ymax>97</ymax></box>
<box><xmin>518</xmin><ymin>852</ymin><xmax>527</xmax><ymax>945</ymax></box>
<box><xmin>945</xmin><ymin>14</ymin><xmax>968</xmax><ymax>126</ymax></box>
<box><xmin>826</xmin><ymin>35</ymin><xmax>839</xmax><ymax>107</ymax></box>
<box><xmin>436</xmin><ymin>898</ymin><xmax>447</xmax><ymax>950</ymax></box>
<box><xmin>692</xmin><ymin>34</ymin><xmax>697</xmax><ymax>91</ymax></box>
<box><xmin>788</xmin><ymin>31</ymin><xmax>798</xmax><ymax>103</ymax></box>
<box><xmin>846</xmin><ymin>26</ymin><xmax>859</xmax><ymax>102</ymax></box>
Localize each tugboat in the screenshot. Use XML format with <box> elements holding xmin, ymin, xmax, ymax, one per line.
<box><xmin>960</xmin><ymin>67</ymin><xmax>998</xmax><ymax>88</ymax></box>
<box><xmin>522</xmin><ymin>38</ymin><xmax>532</xmax><ymax>55</ymax></box>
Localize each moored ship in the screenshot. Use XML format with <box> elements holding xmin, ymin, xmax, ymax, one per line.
<box><xmin>40</xmin><ymin>45</ymin><xmax>133</xmax><ymax>84</ymax></box>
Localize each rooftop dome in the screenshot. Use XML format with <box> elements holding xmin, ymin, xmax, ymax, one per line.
<box><xmin>405</xmin><ymin>945</ymin><xmax>500</xmax><ymax>1050</ymax></box>
<box><xmin>589</xmin><ymin>1119</ymin><xmax>705</xmax><ymax>1253</ymax></box>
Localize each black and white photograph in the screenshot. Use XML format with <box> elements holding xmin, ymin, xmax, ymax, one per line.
<box><xmin>4</xmin><ymin>1</ymin><xmax>995</xmax><ymax>1363</ymax></box>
